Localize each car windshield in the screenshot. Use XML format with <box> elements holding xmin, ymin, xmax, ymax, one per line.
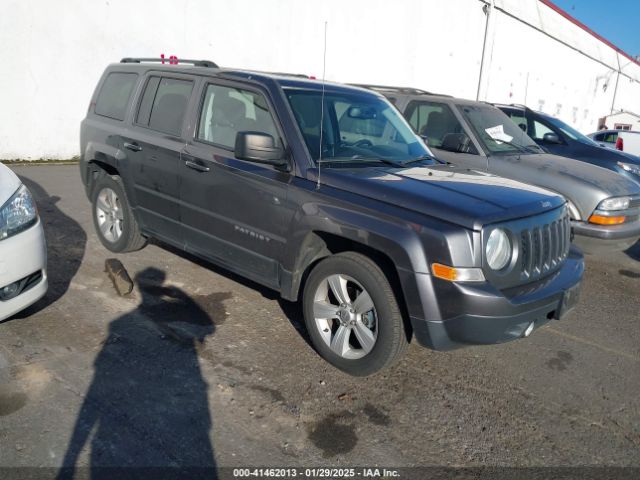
<box><xmin>284</xmin><ymin>88</ymin><xmax>435</xmax><ymax>166</ymax></box>
<box><xmin>459</xmin><ymin>104</ymin><xmax>540</xmax><ymax>155</ymax></box>
<box><xmin>544</xmin><ymin>115</ymin><xmax>600</xmax><ymax>146</ymax></box>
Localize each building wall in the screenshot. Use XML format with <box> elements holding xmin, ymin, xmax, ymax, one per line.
<box><xmin>603</xmin><ymin>112</ymin><xmax>640</xmax><ymax>131</ymax></box>
<box><xmin>1</xmin><ymin>0</ymin><xmax>639</xmax><ymax>159</ymax></box>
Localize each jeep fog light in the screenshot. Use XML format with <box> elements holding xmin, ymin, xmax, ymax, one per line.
<box><xmin>486</xmin><ymin>228</ymin><xmax>511</xmax><ymax>271</ymax></box>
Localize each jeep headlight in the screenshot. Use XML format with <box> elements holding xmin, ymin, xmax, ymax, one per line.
<box><xmin>486</xmin><ymin>228</ymin><xmax>511</xmax><ymax>271</ymax></box>
<box><xmin>0</xmin><ymin>185</ymin><xmax>38</xmax><ymax>241</ymax></box>
<box><xmin>617</xmin><ymin>162</ymin><xmax>640</xmax><ymax>176</ymax></box>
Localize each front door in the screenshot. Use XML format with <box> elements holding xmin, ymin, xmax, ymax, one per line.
<box><xmin>179</xmin><ymin>80</ymin><xmax>295</xmax><ymax>288</ymax></box>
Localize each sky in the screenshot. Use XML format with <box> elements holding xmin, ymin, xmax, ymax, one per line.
<box><xmin>550</xmin><ymin>0</ymin><xmax>640</xmax><ymax>58</ymax></box>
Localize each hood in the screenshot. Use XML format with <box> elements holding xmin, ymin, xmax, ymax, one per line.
<box><xmin>568</xmin><ymin>141</ymin><xmax>640</xmax><ymax>164</ymax></box>
<box><xmin>488</xmin><ymin>153</ymin><xmax>640</xmax><ymax>218</ymax></box>
<box><xmin>315</xmin><ymin>163</ymin><xmax>565</xmax><ymax>230</ymax></box>
<box><xmin>0</xmin><ymin>163</ymin><xmax>21</xmax><ymax>206</ymax></box>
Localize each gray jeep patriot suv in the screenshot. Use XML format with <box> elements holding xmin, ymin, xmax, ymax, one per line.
<box><xmin>80</xmin><ymin>59</ymin><xmax>584</xmax><ymax>376</ymax></box>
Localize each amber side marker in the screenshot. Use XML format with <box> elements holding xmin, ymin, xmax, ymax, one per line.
<box><xmin>588</xmin><ymin>214</ymin><xmax>626</xmax><ymax>225</ymax></box>
<box><xmin>432</xmin><ymin>263</ymin><xmax>458</xmax><ymax>281</ymax></box>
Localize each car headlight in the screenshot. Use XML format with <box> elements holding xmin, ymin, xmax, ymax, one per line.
<box><xmin>597</xmin><ymin>196</ymin><xmax>630</xmax><ymax>211</ymax></box>
<box><xmin>0</xmin><ymin>185</ymin><xmax>38</xmax><ymax>241</ymax></box>
<box><xmin>486</xmin><ymin>228</ymin><xmax>512</xmax><ymax>271</ymax></box>
<box><xmin>617</xmin><ymin>161</ymin><xmax>640</xmax><ymax>176</ymax></box>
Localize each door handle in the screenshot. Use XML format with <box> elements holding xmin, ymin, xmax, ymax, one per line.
<box><xmin>185</xmin><ymin>160</ymin><xmax>210</xmax><ymax>172</ymax></box>
<box><xmin>124</xmin><ymin>142</ymin><xmax>142</xmax><ymax>152</ymax></box>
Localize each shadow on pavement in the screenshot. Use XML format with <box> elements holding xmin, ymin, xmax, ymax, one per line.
<box><xmin>153</xmin><ymin>240</ymin><xmax>312</xmax><ymax>347</ymax></box>
<box><xmin>9</xmin><ymin>176</ymin><xmax>87</xmax><ymax>319</ymax></box>
<box><xmin>625</xmin><ymin>240</ymin><xmax>640</xmax><ymax>262</ymax></box>
<box><xmin>57</xmin><ymin>267</ymin><xmax>230</xmax><ymax>480</ymax></box>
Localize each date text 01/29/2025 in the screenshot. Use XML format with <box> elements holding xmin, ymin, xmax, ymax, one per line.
<box><xmin>232</xmin><ymin>468</ymin><xmax>401</xmax><ymax>478</ymax></box>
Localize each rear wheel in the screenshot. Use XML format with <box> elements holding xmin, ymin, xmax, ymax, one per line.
<box><xmin>302</xmin><ymin>252</ymin><xmax>408</xmax><ymax>376</ymax></box>
<box><xmin>91</xmin><ymin>174</ymin><xmax>146</xmax><ymax>253</ymax></box>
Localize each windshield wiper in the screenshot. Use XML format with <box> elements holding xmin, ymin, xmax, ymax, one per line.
<box><xmin>488</xmin><ymin>137</ymin><xmax>538</xmax><ymax>154</ymax></box>
<box><xmin>401</xmin><ymin>154</ymin><xmax>443</xmax><ymax>165</ymax></box>
<box><xmin>318</xmin><ymin>156</ymin><xmax>405</xmax><ymax>167</ymax></box>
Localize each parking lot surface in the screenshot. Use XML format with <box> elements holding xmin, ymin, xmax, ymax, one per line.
<box><xmin>1</xmin><ymin>165</ymin><xmax>639</xmax><ymax>474</ymax></box>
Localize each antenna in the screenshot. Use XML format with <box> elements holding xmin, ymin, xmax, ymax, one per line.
<box><xmin>316</xmin><ymin>21</ymin><xmax>328</xmax><ymax>190</ymax></box>
<box><xmin>520</xmin><ymin>72</ymin><xmax>529</xmax><ymax>149</ymax></box>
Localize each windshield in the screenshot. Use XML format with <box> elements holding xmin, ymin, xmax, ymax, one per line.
<box><xmin>459</xmin><ymin>104</ymin><xmax>540</xmax><ymax>155</ymax></box>
<box><xmin>544</xmin><ymin>116</ymin><xmax>599</xmax><ymax>146</ymax></box>
<box><xmin>284</xmin><ymin>88</ymin><xmax>434</xmax><ymax>165</ymax></box>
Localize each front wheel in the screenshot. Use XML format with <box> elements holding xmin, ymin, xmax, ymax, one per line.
<box><xmin>302</xmin><ymin>252</ymin><xmax>408</xmax><ymax>376</ymax></box>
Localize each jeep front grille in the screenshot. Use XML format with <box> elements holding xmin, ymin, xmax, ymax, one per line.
<box><xmin>520</xmin><ymin>215</ymin><xmax>571</xmax><ymax>282</ymax></box>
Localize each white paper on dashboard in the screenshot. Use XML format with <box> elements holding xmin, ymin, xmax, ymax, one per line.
<box><xmin>485</xmin><ymin>125</ymin><xmax>513</xmax><ymax>144</ymax></box>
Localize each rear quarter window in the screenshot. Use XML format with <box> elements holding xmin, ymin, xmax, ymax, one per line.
<box><xmin>94</xmin><ymin>72</ymin><xmax>138</xmax><ymax>121</ymax></box>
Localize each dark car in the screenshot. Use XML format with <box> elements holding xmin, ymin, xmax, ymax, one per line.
<box><xmin>496</xmin><ymin>104</ymin><xmax>640</xmax><ymax>186</ymax></box>
<box><xmin>366</xmin><ymin>85</ymin><xmax>640</xmax><ymax>253</ymax></box>
<box><xmin>80</xmin><ymin>59</ymin><xmax>583</xmax><ymax>376</ymax></box>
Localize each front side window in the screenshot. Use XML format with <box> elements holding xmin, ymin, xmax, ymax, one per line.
<box><xmin>136</xmin><ymin>77</ymin><xmax>193</xmax><ymax>136</ymax></box>
<box><xmin>503</xmin><ymin>110</ymin><xmax>530</xmax><ymax>134</ymax></box>
<box><xmin>197</xmin><ymin>84</ymin><xmax>280</xmax><ymax>150</ymax></box>
<box><xmin>543</xmin><ymin>116</ymin><xmax>599</xmax><ymax>146</ymax></box>
<box><xmin>406</xmin><ymin>101</ymin><xmax>476</xmax><ymax>154</ymax></box>
<box><xmin>95</xmin><ymin>72</ymin><xmax>138</xmax><ymax>121</ymax></box>
<box><xmin>460</xmin><ymin>104</ymin><xmax>540</xmax><ymax>155</ymax></box>
<box><xmin>285</xmin><ymin>89</ymin><xmax>432</xmax><ymax>164</ymax></box>
<box><xmin>531</xmin><ymin>120</ymin><xmax>554</xmax><ymax>141</ymax></box>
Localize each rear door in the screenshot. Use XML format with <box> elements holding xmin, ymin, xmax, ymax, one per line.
<box><xmin>122</xmin><ymin>74</ymin><xmax>196</xmax><ymax>244</ymax></box>
<box><xmin>179</xmin><ymin>79</ymin><xmax>295</xmax><ymax>288</ymax></box>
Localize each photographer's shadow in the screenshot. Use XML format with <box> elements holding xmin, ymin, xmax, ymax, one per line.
<box><xmin>58</xmin><ymin>268</ymin><xmax>230</xmax><ymax>479</ymax></box>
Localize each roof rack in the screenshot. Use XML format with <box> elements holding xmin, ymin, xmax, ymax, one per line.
<box><xmin>491</xmin><ymin>102</ymin><xmax>529</xmax><ymax>110</ymax></box>
<box><xmin>351</xmin><ymin>83</ymin><xmax>433</xmax><ymax>95</ymax></box>
<box><xmin>237</xmin><ymin>69</ymin><xmax>310</xmax><ymax>79</ymax></box>
<box><xmin>120</xmin><ymin>57</ymin><xmax>219</xmax><ymax>68</ymax></box>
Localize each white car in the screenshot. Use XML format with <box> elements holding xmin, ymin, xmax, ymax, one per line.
<box><xmin>588</xmin><ymin>129</ymin><xmax>640</xmax><ymax>157</ymax></box>
<box><xmin>0</xmin><ymin>163</ymin><xmax>47</xmax><ymax>321</ymax></box>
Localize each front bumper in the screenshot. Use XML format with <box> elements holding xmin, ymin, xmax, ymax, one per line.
<box><xmin>0</xmin><ymin>219</ymin><xmax>48</xmax><ymax>321</ymax></box>
<box><xmin>572</xmin><ymin>219</ymin><xmax>640</xmax><ymax>253</ymax></box>
<box><xmin>408</xmin><ymin>247</ymin><xmax>584</xmax><ymax>351</ymax></box>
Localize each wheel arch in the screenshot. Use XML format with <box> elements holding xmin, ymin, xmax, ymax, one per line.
<box><xmin>282</xmin><ymin>229</ymin><xmax>416</xmax><ymax>340</ymax></box>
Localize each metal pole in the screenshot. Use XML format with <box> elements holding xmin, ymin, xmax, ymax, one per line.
<box><xmin>476</xmin><ymin>0</ymin><xmax>494</xmax><ymax>101</ymax></box>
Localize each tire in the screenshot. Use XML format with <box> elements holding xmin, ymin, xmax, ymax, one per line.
<box><xmin>302</xmin><ymin>252</ymin><xmax>408</xmax><ymax>376</ymax></box>
<box><xmin>91</xmin><ymin>173</ymin><xmax>147</xmax><ymax>253</ymax></box>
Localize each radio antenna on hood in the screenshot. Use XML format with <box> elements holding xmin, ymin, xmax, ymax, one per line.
<box><xmin>316</xmin><ymin>21</ymin><xmax>328</xmax><ymax>190</ymax></box>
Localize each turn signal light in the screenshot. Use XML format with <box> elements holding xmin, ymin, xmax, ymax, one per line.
<box><xmin>588</xmin><ymin>214</ymin><xmax>626</xmax><ymax>225</ymax></box>
<box><xmin>431</xmin><ymin>263</ymin><xmax>485</xmax><ymax>282</ymax></box>
<box><xmin>432</xmin><ymin>263</ymin><xmax>458</xmax><ymax>281</ymax></box>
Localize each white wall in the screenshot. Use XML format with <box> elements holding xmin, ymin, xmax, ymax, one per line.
<box><xmin>1</xmin><ymin>0</ymin><xmax>639</xmax><ymax>159</ymax></box>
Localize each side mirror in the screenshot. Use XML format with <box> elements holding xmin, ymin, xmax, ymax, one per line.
<box><xmin>542</xmin><ymin>132</ymin><xmax>562</xmax><ymax>145</ymax></box>
<box><xmin>235</xmin><ymin>132</ymin><xmax>288</xmax><ymax>169</ymax></box>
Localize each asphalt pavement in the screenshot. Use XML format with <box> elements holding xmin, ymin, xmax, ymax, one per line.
<box><xmin>0</xmin><ymin>165</ymin><xmax>639</xmax><ymax>478</ymax></box>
